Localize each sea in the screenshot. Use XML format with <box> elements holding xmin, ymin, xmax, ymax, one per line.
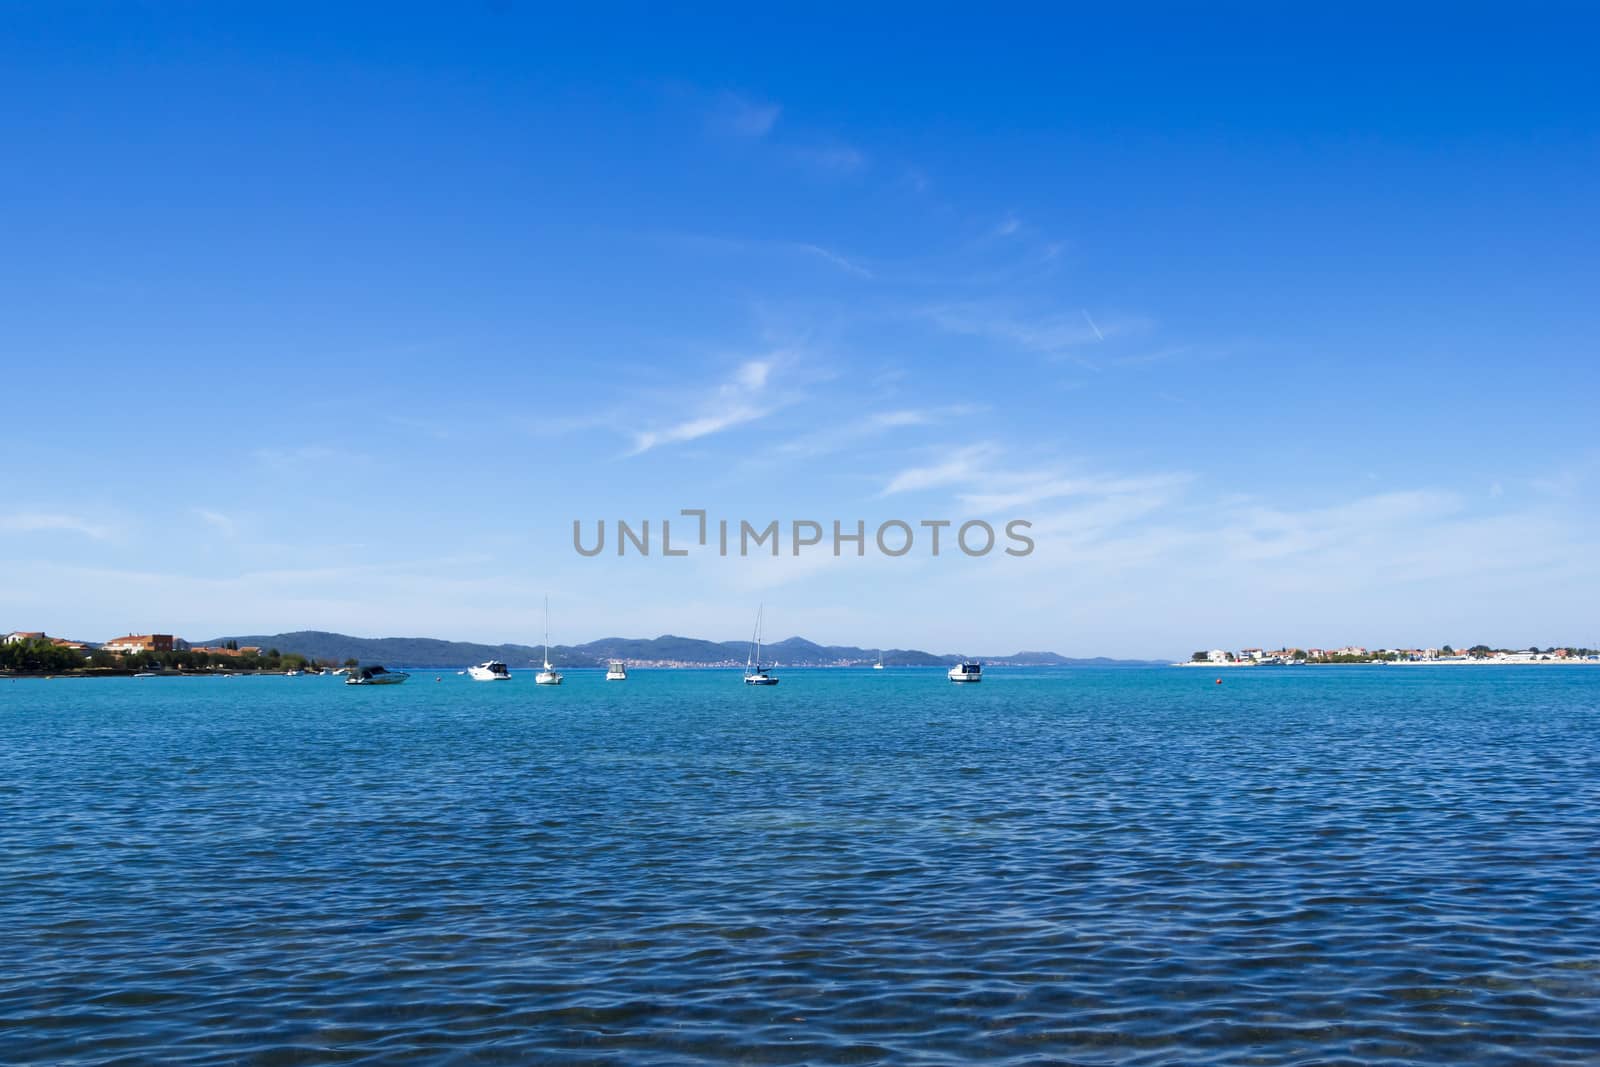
<box><xmin>3</xmin><ymin>666</ymin><xmax>1598</xmax><ymax>1065</ymax></box>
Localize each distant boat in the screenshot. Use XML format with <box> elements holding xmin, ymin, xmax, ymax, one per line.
<box><xmin>285</xmin><ymin>669</ymin><xmax>304</xmax><ymax>677</ymax></box>
<box><xmin>874</xmin><ymin>650</ymin><xmax>885</xmax><ymax>670</ymax></box>
<box><xmin>744</xmin><ymin>605</ymin><xmax>779</xmax><ymax>685</ymax></box>
<box><xmin>606</xmin><ymin>659</ymin><xmax>628</xmax><ymax>681</ymax></box>
<box><xmin>948</xmin><ymin>660</ymin><xmax>982</xmax><ymax>683</ymax></box>
<box><xmin>468</xmin><ymin>661</ymin><xmax>512</xmax><ymax>681</ymax></box>
<box><xmin>346</xmin><ymin>665</ymin><xmax>409</xmax><ymax>686</ymax></box>
<box><xmin>132</xmin><ymin>671</ymin><xmax>158</xmax><ymax>679</ymax></box>
<box><xmin>536</xmin><ymin>595</ymin><xmax>562</xmax><ymax>685</ymax></box>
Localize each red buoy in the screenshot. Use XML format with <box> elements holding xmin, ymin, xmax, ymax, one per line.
<box><xmin>1215</xmin><ymin>678</ymin><xmax>1222</xmax><ymax>684</ymax></box>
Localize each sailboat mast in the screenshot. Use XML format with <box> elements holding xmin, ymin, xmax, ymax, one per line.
<box><xmin>543</xmin><ymin>595</ymin><xmax>551</xmax><ymax>669</ymax></box>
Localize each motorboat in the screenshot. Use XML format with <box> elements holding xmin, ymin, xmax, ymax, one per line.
<box><xmin>468</xmin><ymin>660</ymin><xmax>512</xmax><ymax>681</ymax></box>
<box><xmin>744</xmin><ymin>605</ymin><xmax>779</xmax><ymax>685</ymax></box>
<box><xmin>947</xmin><ymin>661</ymin><xmax>982</xmax><ymax>683</ymax></box>
<box><xmin>606</xmin><ymin>659</ymin><xmax>628</xmax><ymax>681</ymax></box>
<box><xmin>346</xmin><ymin>665</ymin><xmax>409</xmax><ymax>686</ymax></box>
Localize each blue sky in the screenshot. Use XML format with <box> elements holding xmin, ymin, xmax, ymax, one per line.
<box><xmin>2</xmin><ymin>5</ymin><xmax>1597</xmax><ymax>657</ymax></box>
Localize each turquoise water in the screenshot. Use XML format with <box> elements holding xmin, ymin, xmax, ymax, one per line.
<box><xmin>3</xmin><ymin>666</ymin><xmax>1598</xmax><ymax>1064</ymax></box>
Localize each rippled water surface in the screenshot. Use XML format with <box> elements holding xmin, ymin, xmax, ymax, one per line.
<box><xmin>3</xmin><ymin>666</ymin><xmax>1599</xmax><ymax>1064</ymax></box>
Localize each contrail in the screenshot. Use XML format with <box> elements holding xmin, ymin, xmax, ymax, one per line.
<box><xmin>1082</xmin><ymin>309</ymin><xmax>1105</xmax><ymax>341</ymax></box>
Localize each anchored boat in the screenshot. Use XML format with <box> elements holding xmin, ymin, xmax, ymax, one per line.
<box><xmin>536</xmin><ymin>596</ymin><xmax>562</xmax><ymax>685</ymax></box>
<box><xmin>468</xmin><ymin>661</ymin><xmax>512</xmax><ymax>681</ymax></box>
<box><xmin>947</xmin><ymin>660</ymin><xmax>982</xmax><ymax>683</ymax></box>
<box><xmin>346</xmin><ymin>665</ymin><xmax>409</xmax><ymax>686</ymax></box>
<box><xmin>744</xmin><ymin>605</ymin><xmax>779</xmax><ymax>685</ymax></box>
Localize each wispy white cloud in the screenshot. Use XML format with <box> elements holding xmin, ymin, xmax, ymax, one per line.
<box><xmin>252</xmin><ymin>445</ymin><xmax>363</xmax><ymax>472</ymax></box>
<box><xmin>706</xmin><ymin>92</ymin><xmax>781</xmax><ymax>138</ymax></box>
<box><xmin>795</xmin><ymin>243</ymin><xmax>873</xmax><ymax>279</ymax></box>
<box><xmin>0</xmin><ymin>512</ymin><xmax>115</xmax><ymax>541</ymax></box>
<box><xmin>386</xmin><ymin>414</ymin><xmax>452</xmax><ymax>440</ymax></box>
<box><xmin>880</xmin><ymin>444</ymin><xmax>999</xmax><ymax>495</ymax></box>
<box><xmin>790</xmin><ymin>142</ymin><xmax>867</xmax><ymax>174</ymax></box>
<box><xmin>923</xmin><ymin>303</ymin><xmax>1151</xmax><ymax>360</ymax></box>
<box><xmin>194</xmin><ymin>508</ymin><xmax>239</xmax><ymax>538</ymax></box>
<box><xmin>1081</xmin><ymin>309</ymin><xmax>1104</xmax><ymax>341</ymax></box>
<box><xmin>629</xmin><ymin>358</ymin><xmax>781</xmax><ymax>455</ymax></box>
<box><xmin>776</xmin><ymin>405</ymin><xmax>981</xmax><ymax>459</ymax></box>
<box><xmin>649</xmin><ymin>231</ymin><xmax>872</xmax><ymax>279</ymax></box>
<box><xmin>960</xmin><ymin>472</ymin><xmax>1189</xmax><ymax>513</ymax></box>
<box><xmin>993</xmin><ymin>213</ymin><xmax>1021</xmax><ymax>237</ymax></box>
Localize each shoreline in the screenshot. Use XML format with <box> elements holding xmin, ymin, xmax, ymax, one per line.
<box><xmin>1172</xmin><ymin>658</ymin><xmax>1600</xmax><ymax>667</ymax></box>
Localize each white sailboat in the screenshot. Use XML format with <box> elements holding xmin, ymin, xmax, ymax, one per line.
<box><xmin>873</xmin><ymin>650</ymin><xmax>885</xmax><ymax>670</ymax></box>
<box><xmin>744</xmin><ymin>605</ymin><xmax>779</xmax><ymax>685</ymax></box>
<box><xmin>535</xmin><ymin>596</ymin><xmax>562</xmax><ymax>685</ymax></box>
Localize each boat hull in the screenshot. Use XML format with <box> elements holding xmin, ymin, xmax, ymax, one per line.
<box><xmin>347</xmin><ymin>673</ymin><xmax>409</xmax><ymax>685</ymax></box>
<box><xmin>467</xmin><ymin>666</ymin><xmax>511</xmax><ymax>681</ymax></box>
<box><xmin>535</xmin><ymin>671</ymin><xmax>562</xmax><ymax>685</ymax></box>
<box><xmin>744</xmin><ymin>674</ymin><xmax>779</xmax><ymax>685</ymax></box>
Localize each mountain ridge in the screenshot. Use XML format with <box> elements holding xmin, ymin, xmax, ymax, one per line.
<box><xmin>199</xmin><ymin>630</ymin><xmax>1162</xmax><ymax>668</ymax></box>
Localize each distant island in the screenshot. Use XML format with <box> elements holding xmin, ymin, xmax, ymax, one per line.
<box><xmin>196</xmin><ymin>631</ymin><xmax>1161</xmax><ymax>670</ymax></box>
<box><xmin>1</xmin><ymin>628</ymin><xmax>1164</xmax><ymax>674</ymax></box>
<box><xmin>1179</xmin><ymin>644</ymin><xmax>1600</xmax><ymax>666</ymax></box>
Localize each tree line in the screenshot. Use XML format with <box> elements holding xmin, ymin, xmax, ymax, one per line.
<box><xmin>0</xmin><ymin>637</ymin><xmax>335</xmax><ymax>673</ymax></box>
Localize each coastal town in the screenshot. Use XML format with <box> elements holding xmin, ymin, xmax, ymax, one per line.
<box><xmin>1179</xmin><ymin>644</ymin><xmax>1600</xmax><ymax>666</ymax></box>
<box><xmin>0</xmin><ymin>631</ymin><xmax>323</xmax><ymax>674</ymax></box>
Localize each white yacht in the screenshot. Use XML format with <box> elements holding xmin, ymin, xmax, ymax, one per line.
<box><xmin>948</xmin><ymin>660</ymin><xmax>982</xmax><ymax>683</ymax></box>
<box><xmin>535</xmin><ymin>596</ymin><xmax>562</xmax><ymax>685</ymax></box>
<box><xmin>468</xmin><ymin>660</ymin><xmax>512</xmax><ymax>681</ymax></box>
<box><xmin>606</xmin><ymin>660</ymin><xmax>628</xmax><ymax>681</ymax></box>
<box><xmin>346</xmin><ymin>665</ymin><xmax>409</xmax><ymax>686</ymax></box>
<box><xmin>744</xmin><ymin>605</ymin><xmax>779</xmax><ymax>685</ymax></box>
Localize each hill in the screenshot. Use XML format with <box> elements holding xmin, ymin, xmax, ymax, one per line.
<box><xmin>200</xmin><ymin>630</ymin><xmax>1161</xmax><ymax>669</ymax></box>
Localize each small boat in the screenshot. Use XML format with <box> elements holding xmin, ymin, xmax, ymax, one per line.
<box><xmin>467</xmin><ymin>660</ymin><xmax>512</xmax><ymax>681</ymax></box>
<box><xmin>536</xmin><ymin>595</ymin><xmax>562</xmax><ymax>685</ymax></box>
<box><xmin>744</xmin><ymin>605</ymin><xmax>779</xmax><ymax>685</ymax></box>
<box><xmin>606</xmin><ymin>659</ymin><xmax>628</xmax><ymax>681</ymax></box>
<box><xmin>346</xmin><ymin>665</ymin><xmax>409</xmax><ymax>686</ymax></box>
<box><xmin>285</xmin><ymin>669</ymin><xmax>304</xmax><ymax>677</ymax></box>
<box><xmin>947</xmin><ymin>660</ymin><xmax>982</xmax><ymax>683</ymax></box>
<box><xmin>132</xmin><ymin>671</ymin><xmax>158</xmax><ymax>679</ymax></box>
<box><xmin>873</xmin><ymin>650</ymin><xmax>885</xmax><ymax>670</ymax></box>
